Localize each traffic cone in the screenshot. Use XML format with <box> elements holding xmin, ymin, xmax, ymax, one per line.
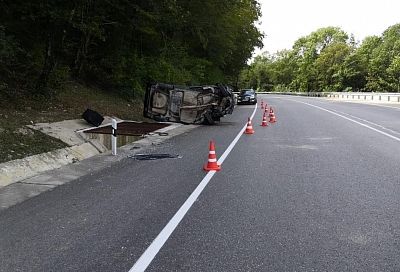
<box><xmin>268</xmin><ymin>107</ymin><xmax>274</xmax><ymax>117</ymax></box>
<box><xmin>203</xmin><ymin>140</ymin><xmax>221</xmax><ymax>171</ymax></box>
<box><xmin>269</xmin><ymin>109</ymin><xmax>277</xmax><ymax>123</ymax></box>
<box><xmin>244</xmin><ymin>117</ymin><xmax>255</xmax><ymax>134</ymax></box>
<box><xmin>261</xmin><ymin>99</ymin><xmax>264</xmax><ymax>109</ymax></box>
<box><xmin>260</xmin><ymin>112</ymin><xmax>268</xmax><ymax>127</ymax></box>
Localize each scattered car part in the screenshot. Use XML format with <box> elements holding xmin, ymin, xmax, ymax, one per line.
<box><xmin>128</xmin><ymin>154</ymin><xmax>182</xmax><ymax>160</ymax></box>
<box><xmin>146</xmin><ymin>132</ymin><xmax>169</xmax><ymax>136</ymax></box>
<box><xmin>82</xmin><ymin>109</ymin><xmax>104</xmax><ymax>127</ymax></box>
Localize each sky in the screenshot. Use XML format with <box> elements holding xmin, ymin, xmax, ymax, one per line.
<box><xmin>256</xmin><ymin>0</ymin><xmax>400</xmax><ymax>54</ymax></box>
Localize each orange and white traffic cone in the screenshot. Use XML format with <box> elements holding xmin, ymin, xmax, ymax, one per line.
<box><xmin>244</xmin><ymin>117</ymin><xmax>255</xmax><ymax>134</ymax></box>
<box><xmin>268</xmin><ymin>107</ymin><xmax>273</xmax><ymax>117</ymax></box>
<box><xmin>269</xmin><ymin>109</ymin><xmax>277</xmax><ymax>123</ymax></box>
<box><xmin>260</xmin><ymin>112</ymin><xmax>268</xmax><ymax>127</ymax></box>
<box><xmin>203</xmin><ymin>140</ymin><xmax>221</xmax><ymax>171</ymax></box>
<box><xmin>261</xmin><ymin>99</ymin><xmax>264</xmax><ymax>109</ymax></box>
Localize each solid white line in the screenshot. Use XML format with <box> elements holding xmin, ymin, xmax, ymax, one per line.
<box><xmin>218</xmin><ymin>106</ymin><xmax>258</xmax><ymax>164</ymax></box>
<box><xmin>128</xmin><ymin>104</ymin><xmax>258</xmax><ymax>272</ymax></box>
<box><xmin>329</xmin><ymin>109</ymin><xmax>400</xmax><ymax>136</ymax></box>
<box><xmin>293</xmin><ymin>100</ymin><xmax>400</xmax><ymax>143</ymax></box>
<box><xmin>335</xmin><ymin>100</ymin><xmax>400</xmax><ymax>111</ymax></box>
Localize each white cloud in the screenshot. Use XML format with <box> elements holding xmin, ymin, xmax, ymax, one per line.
<box><xmin>255</xmin><ymin>0</ymin><xmax>400</xmax><ymax>54</ymax></box>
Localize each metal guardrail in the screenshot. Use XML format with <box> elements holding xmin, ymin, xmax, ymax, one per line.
<box><xmin>234</xmin><ymin>91</ymin><xmax>400</xmax><ymax>102</ymax></box>
<box><xmin>325</xmin><ymin>92</ymin><xmax>400</xmax><ymax>103</ymax></box>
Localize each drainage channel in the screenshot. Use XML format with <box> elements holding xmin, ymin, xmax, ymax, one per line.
<box><xmin>83</xmin><ymin>121</ymin><xmax>170</xmax><ymax>136</ymax></box>
<box><xmin>83</xmin><ymin>121</ymin><xmax>171</xmax><ymax>149</ymax></box>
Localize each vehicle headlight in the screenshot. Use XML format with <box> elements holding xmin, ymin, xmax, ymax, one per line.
<box><xmin>250</xmin><ymin>95</ymin><xmax>255</xmax><ymax>99</ymax></box>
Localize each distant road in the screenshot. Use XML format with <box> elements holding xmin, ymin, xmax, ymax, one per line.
<box><xmin>1</xmin><ymin>95</ymin><xmax>400</xmax><ymax>271</ymax></box>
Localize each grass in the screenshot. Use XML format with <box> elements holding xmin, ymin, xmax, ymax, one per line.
<box><xmin>0</xmin><ymin>82</ymin><xmax>145</xmax><ymax>163</ymax></box>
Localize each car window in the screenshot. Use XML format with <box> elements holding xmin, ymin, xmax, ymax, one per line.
<box><xmin>240</xmin><ymin>89</ymin><xmax>254</xmax><ymax>95</ymax></box>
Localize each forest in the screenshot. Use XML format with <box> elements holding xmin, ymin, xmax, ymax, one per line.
<box><xmin>240</xmin><ymin>25</ymin><xmax>400</xmax><ymax>93</ymax></box>
<box><xmin>0</xmin><ymin>0</ymin><xmax>263</xmax><ymax>100</ymax></box>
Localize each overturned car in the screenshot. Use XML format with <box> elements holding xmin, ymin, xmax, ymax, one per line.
<box><xmin>143</xmin><ymin>83</ymin><xmax>235</xmax><ymax>124</ymax></box>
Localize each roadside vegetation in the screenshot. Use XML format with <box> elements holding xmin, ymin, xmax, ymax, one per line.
<box><xmin>0</xmin><ymin>0</ymin><xmax>263</xmax><ymax>163</ymax></box>
<box><xmin>1</xmin><ymin>0</ymin><xmax>262</xmax><ymax>98</ymax></box>
<box><xmin>240</xmin><ymin>25</ymin><xmax>400</xmax><ymax>93</ymax></box>
<box><xmin>0</xmin><ymin>83</ymin><xmax>145</xmax><ymax>163</ymax></box>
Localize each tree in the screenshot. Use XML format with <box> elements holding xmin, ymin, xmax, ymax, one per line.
<box><xmin>291</xmin><ymin>27</ymin><xmax>349</xmax><ymax>92</ymax></box>
<box><xmin>314</xmin><ymin>43</ymin><xmax>351</xmax><ymax>91</ymax></box>
<box><xmin>1</xmin><ymin>0</ymin><xmax>264</xmax><ymax>98</ymax></box>
<box><xmin>364</xmin><ymin>24</ymin><xmax>400</xmax><ymax>92</ymax></box>
<box><xmin>387</xmin><ymin>56</ymin><xmax>400</xmax><ymax>92</ymax></box>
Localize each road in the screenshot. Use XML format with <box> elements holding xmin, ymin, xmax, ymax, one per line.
<box><xmin>1</xmin><ymin>95</ymin><xmax>400</xmax><ymax>271</ymax></box>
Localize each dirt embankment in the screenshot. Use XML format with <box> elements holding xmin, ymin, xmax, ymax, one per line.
<box><xmin>0</xmin><ymin>83</ymin><xmax>145</xmax><ymax>163</ymax></box>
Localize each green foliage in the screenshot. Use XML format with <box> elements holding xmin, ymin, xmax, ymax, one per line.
<box><xmin>241</xmin><ymin>24</ymin><xmax>400</xmax><ymax>93</ymax></box>
<box><xmin>1</xmin><ymin>0</ymin><xmax>263</xmax><ymax>99</ymax></box>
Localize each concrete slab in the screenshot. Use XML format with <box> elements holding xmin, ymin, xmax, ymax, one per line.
<box><xmin>27</xmin><ymin>116</ymin><xmax>122</xmax><ymax>146</ymax></box>
<box><xmin>28</xmin><ymin>119</ymin><xmax>91</xmax><ymax>146</ymax></box>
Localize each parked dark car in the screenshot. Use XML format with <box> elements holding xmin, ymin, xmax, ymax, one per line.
<box><xmin>237</xmin><ymin>89</ymin><xmax>257</xmax><ymax>104</ymax></box>
<box><xmin>143</xmin><ymin>83</ymin><xmax>235</xmax><ymax>125</ymax></box>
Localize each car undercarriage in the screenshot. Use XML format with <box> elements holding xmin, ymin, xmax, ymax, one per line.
<box><xmin>143</xmin><ymin>83</ymin><xmax>235</xmax><ymax>125</ymax></box>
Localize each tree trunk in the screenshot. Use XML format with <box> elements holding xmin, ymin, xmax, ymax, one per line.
<box><xmin>73</xmin><ymin>32</ymin><xmax>91</xmax><ymax>78</ymax></box>
<box><xmin>36</xmin><ymin>33</ymin><xmax>57</xmax><ymax>94</ymax></box>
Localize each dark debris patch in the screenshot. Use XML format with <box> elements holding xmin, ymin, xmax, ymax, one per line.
<box><xmin>128</xmin><ymin>154</ymin><xmax>182</xmax><ymax>160</ymax></box>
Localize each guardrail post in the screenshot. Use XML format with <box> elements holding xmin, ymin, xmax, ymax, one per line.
<box><xmin>112</xmin><ymin>118</ymin><xmax>117</xmax><ymax>155</ymax></box>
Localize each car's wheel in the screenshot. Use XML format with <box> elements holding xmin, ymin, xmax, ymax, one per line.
<box><xmin>203</xmin><ymin>112</ymin><xmax>215</xmax><ymax>125</ymax></box>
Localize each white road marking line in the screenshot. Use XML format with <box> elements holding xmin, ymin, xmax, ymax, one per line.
<box><xmin>292</xmin><ymin>100</ymin><xmax>400</xmax><ymax>143</ymax></box>
<box><xmin>328</xmin><ymin>109</ymin><xmax>400</xmax><ymax>136</ymax></box>
<box><xmin>334</xmin><ymin>100</ymin><xmax>400</xmax><ymax>110</ymax></box>
<box><xmin>271</xmin><ymin>95</ymin><xmax>400</xmax><ymax>111</ymax></box>
<box><xmin>128</xmin><ymin>105</ymin><xmax>258</xmax><ymax>272</ymax></box>
<box><xmin>367</xmin><ymin>104</ymin><xmax>400</xmax><ymax>110</ymax></box>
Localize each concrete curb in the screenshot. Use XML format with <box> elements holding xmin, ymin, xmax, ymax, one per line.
<box><xmin>0</xmin><ymin>123</ymin><xmax>197</xmax><ymax>211</ymax></box>
<box><xmin>0</xmin><ymin>119</ymin><xmax>176</xmax><ymax>190</ymax></box>
<box><xmin>0</xmin><ymin>142</ymin><xmax>100</xmax><ymax>188</ymax></box>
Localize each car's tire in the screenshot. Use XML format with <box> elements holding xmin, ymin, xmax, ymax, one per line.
<box><xmin>203</xmin><ymin>112</ymin><xmax>215</xmax><ymax>125</ymax></box>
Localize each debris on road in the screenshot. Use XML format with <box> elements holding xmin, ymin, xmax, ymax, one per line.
<box><xmin>128</xmin><ymin>154</ymin><xmax>182</xmax><ymax>160</ymax></box>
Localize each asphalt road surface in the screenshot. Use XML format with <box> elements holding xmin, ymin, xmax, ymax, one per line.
<box><xmin>1</xmin><ymin>95</ymin><xmax>400</xmax><ymax>271</ymax></box>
